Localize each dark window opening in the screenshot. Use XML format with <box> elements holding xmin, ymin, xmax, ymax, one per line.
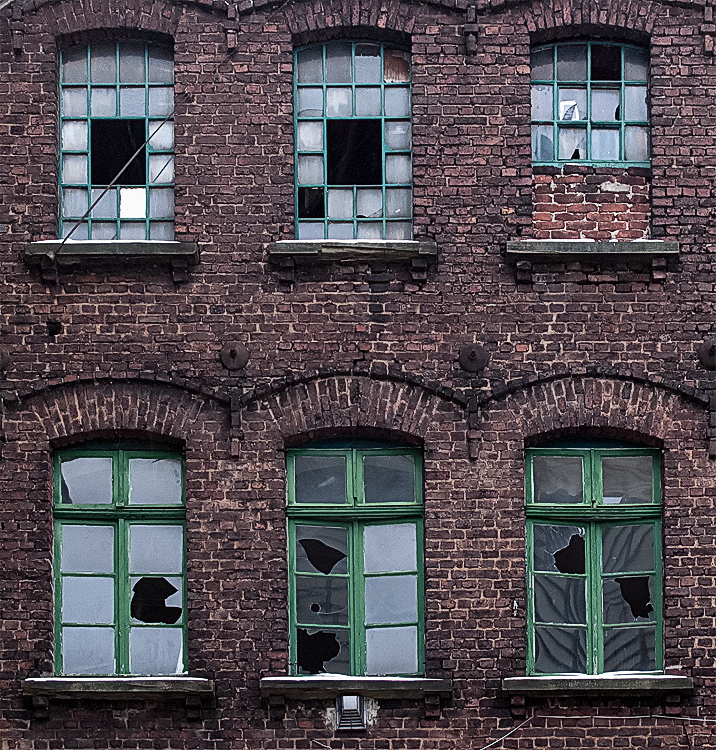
<box><xmin>296</xmin><ymin>628</ymin><xmax>341</xmax><ymax>673</ymax></box>
<box><xmin>553</xmin><ymin>534</ymin><xmax>585</xmax><ymax>574</ymax></box>
<box><xmin>131</xmin><ymin>577</ymin><xmax>182</xmax><ymax>624</ymax></box>
<box><xmin>327</xmin><ymin>120</ymin><xmax>382</xmax><ymax>185</ymax></box>
<box><xmin>91</xmin><ymin>119</ymin><xmax>146</xmax><ymax>185</ymax></box>
<box><xmin>298</xmin><ymin>538</ymin><xmax>347</xmax><ymax>575</ymax></box>
<box><xmin>614</xmin><ymin>576</ymin><xmax>653</xmax><ymax>619</ymax></box>
<box><xmin>591</xmin><ymin>45</ymin><xmax>621</xmax><ymax>81</ymax></box>
<box><xmin>298</xmin><ymin>187</ymin><xmax>325</xmax><ymax>219</ymax></box>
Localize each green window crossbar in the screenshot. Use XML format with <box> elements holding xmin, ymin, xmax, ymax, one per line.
<box><xmin>525</xmin><ymin>446</ymin><xmax>662</xmax><ymax>675</ymax></box>
<box><xmin>294</xmin><ymin>41</ymin><xmax>413</xmax><ymax>240</ymax></box>
<box><xmin>531</xmin><ymin>41</ymin><xmax>650</xmax><ymax>166</ymax></box>
<box><xmin>59</xmin><ymin>41</ymin><xmax>175</xmax><ymax>241</ymax></box>
<box><xmin>286</xmin><ymin>446</ymin><xmax>424</xmax><ymax>675</ymax></box>
<box><xmin>53</xmin><ymin>448</ymin><xmax>186</xmax><ymax>675</ymax></box>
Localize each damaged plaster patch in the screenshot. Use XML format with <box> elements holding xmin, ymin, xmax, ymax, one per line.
<box><xmin>600</xmin><ymin>181</ymin><xmax>631</xmax><ymax>193</ymax></box>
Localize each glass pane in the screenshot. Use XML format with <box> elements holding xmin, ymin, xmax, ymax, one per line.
<box><xmin>558</xmin><ymin>126</ymin><xmax>587</xmax><ymax>160</ymax></box>
<box><xmin>131</xmin><ymin>576</ymin><xmax>182</xmax><ymax>624</ymax></box>
<box><xmin>531</xmin><ymin>47</ymin><xmax>553</xmax><ymax>80</ymax></box>
<box><xmin>355</xmin><ymin>44</ymin><xmax>381</xmax><ymax>83</ymax></box>
<box><xmin>148</xmin><ymin>121</ymin><xmax>174</xmax><ymax>151</ymax></box>
<box><xmin>603</xmin><ymin>626</ymin><xmax>655</xmax><ymax>671</ymax></box>
<box><xmin>356</xmin><ymin>222</ymin><xmax>383</xmax><ymax>239</ymax></box>
<box><xmin>90</xmin><ymin>87</ymin><xmax>116</xmax><ymax>117</ymax></box>
<box><xmin>295</xmin><ymin>526</ymin><xmax>348</xmax><ymax>575</ymax></box>
<box><xmin>385</xmin><ymin>221</ymin><xmax>412</xmax><ymax>240</ymax></box>
<box><xmin>129</xmin><ymin>627</ymin><xmax>183</xmax><ymax>674</ymax></box>
<box><xmin>61</xmin><ymin>526</ymin><xmax>114</xmax><ymax>573</ymax></box>
<box><xmin>92</xmin><ymin>222</ymin><xmax>118</xmax><ymax>239</ymax></box>
<box><xmin>119</xmin><ymin>42</ymin><xmax>145</xmax><ymax>83</ymax></box>
<box><xmin>60</xmin><ymin>457</ymin><xmax>112</xmax><ymax>504</ymax></box>
<box><xmin>149</xmin><ymin>188</ymin><xmax>174</xmax><ymax>219</ymax></box>
<box><xmin>62</xmin><ymin>576</ymin><xmax>114</xmax><ymax>624</ymax></box>
<box><xmin>62</xmin><ymin>46</ymin><xmax>88</xmax><ymax>84</ymax></box>
<box><xmin>365</xmin><ymin>626</ymin><xmax>418</xmax><ymax>674</ymax></box>
<box><xmin>532</xmin><ymin>525</ymin><xmax>585</xmax><ymax>574</ymax></box>
<box><xmin>365</xmin><ymin>574</ymin><xmax>417</xmax><ymax>624</ymax></box>
<box><xmin>355</xmin><ymin>87</ymin><xmax>381</xmax><ymax>116</ymax></box>
<box><xmin>625</xmin><ymin>47</ymin><xmax>649</xmax><ymax>81</ymax></box>
<box><xmin>297</xmin><ymin>155</ymin><xmax>323</xmax><ymax>185</ymax></box>
<box><xmin>591</xmin><ymin>129</ymin><xmax>620</xmax><ymax>161</ymax></box>
<box><xmin>296</xmin><ymin>576</ymin><xmax>348</xmax><ymax>625</ymax></box>
<box><xmin>62</xmin><ymin>121</ymin><xmax>88</xmax><ymax>151</ymax></box>
<box><xmin>90</xmin><ymin>42</ymin><xmax>117</xmax><ymax>84</ymax></box>
<box><xmin>294</xmin><ymin>456</ymin><xmax>346</xmax><ymax>504</ymax></box>
<box><xmin>327</xmin><ymin>223</ymin><xmax>353</xmax><ymax>239</ymax></box>
<box><xmin>602</xmin><ymin>524</ymin><xmax>654</xmax><ymax>574</ymax></box>
<box><xmin>297</xmin><ymin>88</ymin><xmax>323</xmax><ymax>117</ymax></box>
<box><xmin>129</xmin><ymin>525</ymin><xmax>183</xmax><ymax>574</ymax></box>
<box><xmin>531</xmin><ymin>84</ymin><xmax>553</xmax><ymax>121</ymax></box>
<box><xmin>298</xmin><ymin>222</ymin><xmax>324</xmax><ymax>239</ymax></box>
<box><xmin>531</xmin><ymin>124</ymin><xmax>554</xmax><ymax>161</ymax></box>
<box><xmin>383</xmin><ymin>50</ymin><xmax>410</xmax><ymax>83</ymax></box>
<box><xmin>62</xmin><ymin>188</ymin><xmax>88</xmax><ymax>218</ymax></box>
<box><xmin>385</xmin><ymin>121</ymin><xmax>411</xmax><ymax>151</ymax></box>
<box><xmin>603</xmin><ymin>575</ymin><xmax>655</xmax><ymax>623</ymax></box>
<box><xmin>386</xmin><ymin>188</ymin><xmax>411</xmax><ymax>218</ymax></box>
<box><xmin>363</xmin><ymin>454</ymin><xmax>415</xmax><ymax>503</ymax></box>
<box><xmin>384</xmin><ymin>88</ymin><xmax>410</xmax><ymax>117</ymax></box>
<box><xmin>625</xmin><ymin>86</ymin><xmax>648</xmax><ymax>121</ymax></box>
<box><xmin>557</xmin><ymin>44</ymin><xmax>586</xmax><ymax>81</ymax></box>
<box><xmin>625</xmin><ymin>126</ymin><xmax>649</xmax><ymax>161</ymax></box>
<box><xmin>534</xmin><ymin>626</ymin><xmax>586</xmax><ymax>673</ymax></box>
<box><xmin>129</xmin><ymin>458</ymin><xmax>182</xmax><ymax>505</ymax></box>
<box><xmin>62</xmin><ymin>222</ymin><xmax>88</xmax><ymax>239</ymax></box>
<box><xmin>326</xmin><ymin>88</ymin><xmax>352</xmax><ymax>117</ymax></box>
<box><xmin>592</xmin><ymin>89</ymin><xmax>620</xmax><ymax>121</ymax></box>
<box><xmin>62</xmin><ymin>626</ymin><xmax>114</xmax><ymax>674</ymax></box>
<box><xmin>602</xmin><ymin>455</ymin><xmax>653</xmax><ymax>504</ymax></box>
<box><xmin>62</xmin><ymin>155</ymin><xmax>88</xmax><ymax>184</ymax></box>
<box><xmin>148</xmin><ymin>87</ymin><xmax>173</xmax><ymax>117</ymax></box>
<box><xmin>532</xmin><ymin>455</ymin><xmax>583</xmax><ymax>504</ymax></box>
<box><xmin>149</xmin><ymin>155</ymin><xmax>174</xmax><ymax>184</ymax></box>
<box><xmin>91</xmin><ymin>187</ymin><xmax>118</xmax><ymax>217</ymax></box>
<box><xmin>356</xmin><ymin>188</ymin><xmax>382</xmax><ymax>219</ymax></box>
<box><xmin>296</xmin><ymin>626</ymin><xmax>349</xmax><ymax>675</ymax></box>
<box><xmin>386</xmin><ymin>154</ymin><xmax>411</xmax><ymax>184</ymax></box>
<box><xmin>364</xmin><ymin>523</ymin><xmax>416</xmax><ymax>574</ymax></box>
<box><xmin>591</xmin><ymin>45</ymin><xmax>621</xmax><ymax>81</ymax></box>
<box><xmin>558</xmin><ymin>88</ymin><xmax>586</xmax><ymax>121</ymax></box>
<box><xmin>534</xmin><ymin>575</ymin><xmax>585</xmax><ymax>624</ymax></box>
<box><xmin>297</xmin><ymin>121</ymin><xmax>323</xmax><ymax>151</ymax></box>
<box><xmin>327</xmin><ymin>189</ymin><xmax>353</xmax><ymax>219</ymax></box>
<box><xmin>120</xmin><ymin>187</ymin><xmax>146</xmax><ymax>219</ymax></box>
<box><xmin>325</xmin><ymin>43</ymin><xmax>352</xmax><ymax>83</ymax></box>
<box><xmin>120</xmin><ymin>222</ymin><xmax>147</xmax><ymax>240</ymax></box>
<box><xmin>148</xmin><ymin>46</ymin><xmax>173</xmax><ymax>83</ymax></box>
<box><xmin>149</xmin><ymin>221</ymin><xmax>174</xmax><ymax>240</ymax></box>
<box><xmin>296</xmin><ymin>47</ymin><xmax>323</xmax><ymax>84</ymax></box>
<box><xmin>120</xmin><ymin>88</ymin><xmax>145</xmax><ymax>117</ymax></box>
<box><xmin>62</xmin><ymin>88</ymin><xmax>87</xmax><ymax>117</ymax></box>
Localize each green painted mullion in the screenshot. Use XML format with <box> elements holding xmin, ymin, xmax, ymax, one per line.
<box><xmin>116</xmin><ymin>517</ymin><xmax>129</xmax><ymax>673</ymax></box>
<box><xmin>353</xmin><ymin>521</ymin><xmax>365</xmax><ymax>675</ymax></box>
<box><xmin>525</xmin><ymin>520</ymin><xmax>536</xmax><ymax>675</ymax></box>
<box><xmin>53</xmin><ymin>519</ymin><xmax>64</xmax><ymax>673</ymax></box>
<box><xmin>587</xmin><ymin>522</ymin><xmax>602</xmax><ymax>674</ymax></box>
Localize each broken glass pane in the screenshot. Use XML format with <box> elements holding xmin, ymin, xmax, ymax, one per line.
<box><xmin>591</xmin><ymin>45</ymin><xmax>621</xmax><ymax>81</ymax></box>
<box><xmin>149</xmin><ymin>221</ymin><xmax>174</xmax><ymax>240</ymax></box>
<box><xmin>384</xmin><ymin>88</ymin><xmax>410</xmax><ymax>117</ymax></box>
<box><xmin>119</xmin><ymin>42</ymin><xmax>145</xmax><ymax>83</ymax></box>
<box><xmin>591</xmin><ymin>129</ymin><xmax>620</xmax><ymax>160</ymax></box>
<box><xmin>602</xmin><ymin>455</ymin><xmax>653</xmax><ymax>504</ymax></box>
<box><xmin>603</xmin><ymin>576</ymin><xmax>654</xmax><ymax>623</ymax></box>
<box><xmin>297</xmin><ymin>88</ymin><xmax>323</xmax><ymax>117</ymax></box>
<box><xmin>534</xmin><ymin>575</ymin><xmax>586</xmax><ymax>624</ymax></box>
<box><xmin>363</xmin><ymin>454</ymin><xmax>415</xmax><ymax>503</ymax></box>
<box><xmin>386</xmin><ymin>154</ymin><xmax>411</xmax><ymax>184</ymax></box>
<box><xmin>294</xmin><ymin>456</ymin><xmax>346</xmax><ymax>504</ymax></box>
<box><xmin>129</xmin><ymin>524</ymin><xmax>183</xmax><ymax>575</ymax></box>
<box><xmin>296</xmin><ymin>46</ymin><xmax>323</xmax><ymax>84</ymax></box>
<box><xmin>356</xmin><ymin>188</ymin><xmax>382</xmax><ymax>219</ymax></box>
<box><xmin>365</xmin><ymin>574</ymin><xmax>418</xmax><ymax>625</ymax></box>
<box><xmin>531</xmin><ymin>47</ymin><xmax>553</xmax><ymax>80</ymax></box>
<box><xmin>297</xmin><ymin>627</ymin><xmax>349</xmax><ymax>674</ymax></box>
<box><xmin>364</xmin><ymin>523</ymin><xmax>416</xmax><ymax>574</ymax></box>
<box><xmin>297</xmin><ymin>155</ymin><xmax>324</xmax><ymax>185</ymax></box>
<box><xmin>355</xmin><ymin>44</ymin><xmax>381</xmax><ymax>83</ymax></box>
<box><xmin>531</xmin><ymin>125</ymin><xmax>554</xmax><ymax>161</ymax></box>
<box><xmin>592</xmin><ymin>89</ymin><xmax>620</xmax><ymax>121</ymax></box>
<box><xmin>62</xmin><ymin>576</ymin><xmax>114</xmax><ymax>624</ymax></box>
<box><xmin>559</xmin><ymin>127</ymin><xmax>587</xmax><ymax>159</ymax></box>
<box><xmin>149</xmin><ymin>188</ymin><xmax>174</xmax><ymax>219</ymax></box>
<box><xmin>91</xmin><ymin>188</ymin><xmax>117</xmax><ymax>219</ymax></box>
<box><xmin>326</xmin><ymin>43</ymin><xmax>352</xmax><ymax>83</ymax></box>
<box><xmin>356</xmin><ymin>222</ymin><xmax>383</xmax><ymax>239</ymax></box>
<box><xmin>129</xmin><ymin>626</ymin><xmax>183</xmax><ymax>674</ymax></box>
<box><xmin>558</xmin><ymin>88</ymin><xmax>586</xmax><ymax>120</ymax></box>
<box><xmin>355</xmin><ymin>88</ymin><xmax>381</xmax><ymax>117</ymax></box>
<box><xmin>120</xmin><ymin>222</ymin><xmax>146</xmax><ymax>240</ymax></box>
<box><xmin>148</xmin><ymin>87</ymin><xmax>173</xmax><ymax>117</ymax></box>
<box><xmin>624</xmin><ymin>86</ymin><xmax>648</xmax><ymax>121</ymax></box>
<box><xmin>327</xmin><ymin>120</ymin><xmax>381</xmax><ymax>185</ymax></box>
<box><xmin>62</xmin><ymin>46</ymin><xmax>87</xmax><ymax>84</ymax></box>
<box><xmin>383</xmin><ymin>50</ymin><xmax>410</xmax><ymax>83</ymax></box>
<box><xmin>385</xmin><ymin>121</ymin><xmax>411</xmax><ymax>151</ymax></box>
<box><xmin>298</xmin><ymin>187</ymin><xmax>324</xmax><ymax>219</ymax></box>
<box><xmin>295</xmin><ymin>526</ymin><xmax>348</xmax><ymax>574</ymax></box>
<box><xmin>119</xmin><ymin>187</ymin><xmax>146</xmax><ymax>219</ymax></box>
<box><xmin>129</xmin><ymin>458</ymin><xmax>182</xmax><ymax>505</ymax></box>
<box><xmin>534</xmin><ymin>625</ymin><xmax>586</xmax><ymax>673</ymax></box>
<box><xmin>91</xmin><ymin>119</ymin><xmax>145</xmax><ymax>184</ymax></box>
<box><xmin>532</xmin><ymin>455</ymin><xmax>583</xmax><ymax>504</ymax></box>
<box><xmin>386</xmin><ymin>188</ymin><xmax>411</xmax><ymax>217</ymax></box>
<box><xmin>603</xmin><ymin>626</ymin><xmax>655</xmax><ymax>671</ymax></box>
<box><xmin>62</xmin><ymin>626</ymin><xmax>115</xmax><ymax>674</ymax></box>
<box><xmin>326</xmin><ymin>88</ymin><xmax>352</xmax><ymax>118</ymax></box>
<box><xmin>365</xmin><ymin>625</ymin><xmax>417</xmax><ymax>674</ymax></box>
<box><xmin>532</xmin><ymin>525</ymin><xmax>585</xmax><ymax>573</ymax></box>
<box><xmin>625</xmin><ymin>126</ymin><xmax>649</xmax><ymax>161</ymax></box>
<box><xmin>63</xmin><ymin>154</ymin><xmax>88</xmax><ymax>184</ymax></box>
<box><xmin>385</xmin><ymin>221</ymin><xmax>412</xmax><ymax>240</ymax></box>
<box><xmin>61</xmin><ymin>457</ymin><xmax>113</xmax><ymax>504</ymax></box>
<box><xmin>148</xmin><ymin>46</ymin><xmax>173</xmax><ymax>83</ymax></box>
<box><xmin>90</xmin><ymin>42</ymin><xmax>117</xmax><ymax>84</ymax></box>
<box><xmin>296</xmin><ymin>575</ymin><xmax>349</xmax><ymax>625</ymax></box>
<box><xmin>62</xmin><ymin>120</ymin><xmax>88</xmax><ymax>151</ymax></box>
<box><xmin>149</xmin><ymin>155</ymin><xmax>174</xmax><ymax>184</ymax></box>
<box><xmin>90</xmin><ymin>87</ymin><xmax>116</xmax><ymax>117</ymax></box>
<box><xmin>327</xmin><ymin>189</ymin><xmax>354</xmax><ymax>219</ymax></box>
<box><xmin>531</xmin><ymin>84</ymin><xmax>553</xmax><ymax>121</ymax></box>
<box><xmin>131</xmin><ymin>576</ymin><xmax>182</xmax><ymax>624</ymax></box>
<box><xmin>62</xmin><ymin>87</ymin><xmax>87</xmax><ymax>117</ymax></box>
<box><xmin>327</xmin><ymin>223</ymin><xmax>353</xmax><ymax>240</ymax></box>
<box><xmin>148</xmin><ymin>121</ymin><xmax>174</xmax><ymax>151</ymax></box>
<box><xmin>297</xmin><ymin>121</ymin><xmax>323</xmax><ymax>151</ymax></box>
<box><xmin>62</xmin><ymin>188</ymin><xmax>88</xmax><ymax>218</ymax></box>
<box><xmin>602</xmin><ymin>524</ymin><xmax>654</xmax><ymax>574</ymax></box>
<box><xmin>625</xmin><ymin>47</ymin><xmax>649</xmax><ymax>81</ymax></box>
<box><xmin>557</xmin><ymin>44</ymin><xmax>586</xmax><ymax>81</ymax></box>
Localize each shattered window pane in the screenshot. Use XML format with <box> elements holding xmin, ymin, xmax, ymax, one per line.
<box><xmin>130</xmin><ymin>576</ymin><xmax>183</xmax><ymax>624</ymax></box>
<box><xmin>296</xmin><ymin>526</ymin><xmax>348</xmax><ymax>574</ymax></box>
<box><xmin>534</xmin><ymin>625</ymin><xmax>587</xmax><ymax>674</ymax></box>
<box><xmin>532</xmin><ymin>524</ymin><xmax>585</xmax><ymax>573</ymax></box>
<box><xmin>60</xmin><ymin>457</ymin><xmax>113</xmax><ymax>505</ymax></box>
<box><xmin>297</xmin><ymin>627</ymin><xmax>349</xmax><ymax>674</ymax></box>
<box><xmin>532</xmin><ymin>455</ymin><xmax>583</xmax><ymax>504</ymax></box>
<box><xmin>603</xmin><ymin>627</ymin><xmax>656</xmax><ymax>672</ymax></box>
<box><xmin>294</xmin><ymin>457</ymin><xmax>347</xmax><ymax>505</ymax></box>
<box><xmin>558</xmin><ymin>127</ymin><xmax>587</xmax><ymax>160</ymax></box>
<box><xmin>602</xmin><ymin>456</ymin><xmax>653</xmax><ymax>504</ymax></box>
<box><xmin>592</xmin><ymin>89</ymin><xmax>620</xmax><ymax>121</ymax></box>
<box><xmin>91</xmin><ymin>119</ymin><xmax>146</xmax><ymax>185</ymax></box>
<box><xmin>603</xmin><ymin>576</ymin><xmax>654</xmax><ymax>623</ymax></box>
<box><xmin>363</xmin><ymin>454</ymin><xmax>415</xmax><ymax>504</ymax></box>
<box><xmin>327</xmin><ymin>120</ymin><xmax>382</xmax><ymax>186</ymax></box>
<box><xmin>602</xmin><ymin>524</ymin><xmax>654</xmax><ymax>574</ymax></box>
<box><xmin>296</xmin><ymin>575</ymin><xmax>349</xmax><ymax>626</ymax></box>
<box><xmin>558</xmin><ymin>88</ymin><xmax>586</xmax><ymax>120</ymax></box>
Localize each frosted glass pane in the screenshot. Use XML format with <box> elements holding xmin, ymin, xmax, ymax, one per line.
<box><xmin>295</xmin><ymin>525</ymin><xmax>348</xmax><ymax>575</ymax></box>
<box><xmin>91</xmin><ymin>88</ymin><xmax>116</xmax><ymax>117</ymax></box>
<box><xmin>327</xmin><ymin>189</ymin><xmax>353</xmax><ymax>219</ymax></box>
<box><xmin>532</xmin><ymin>124</ymin><xmax>553</xmax><ymax>161</ymax></box>
<box><xmin>62</xmin><ymin>47</ymin><xmax>88</xmax><ymax>84</ymax></box>
<box><xmin>119</xmin><ymin>42</ymin><xmax>145</xmax><ymax>83</ymax></box>
<box><xmin>625</xmin><ymin>86</ymin><xmax>647</xmax><ymax>121</ymax></box>
<box><xmin>149</xmin><ymin>189</ymin><xmax>174</xmax><ymax>219</ymax></box>
<box><xmin>602</xmin><ymin>524</ymin><xmax>654</xmax><ymax>574</ymax></box>
<box><xmin>298</xmin><ymin>155</ymin><xmax>323</xmax><ymax>185</ymax></box>
<box><xmin>149</xmin><ymin>88</ymin><xmax>173</xmax><ymax>116</ymax></box>
<box><xmin>355</xmin><ymin>88</ymin><xmax>381</xmax><ymax>116</ymax></box>
<box><xmin>327</xmin><ymin>223</ymin><xmax>353</xmax><ymax>239</ymax></box>
<box><xmin>62</xmin><ymin>88</ymin><xmax>87</xmax><ymax>117</ymax></box>
<box><xmin>298</xmin><ymin>222</ymin><xmax>324</xmax><ymax>239</ymax></box>
<box><xmin>604</xmin><ymin>627</ymin><xmax>655</xmax><ymax>671</ymax></box>
<box><xmin>326</xmin><ymin>88</ymin><xmax>352</xmax><ymax>117</ymax></box>
<box><xmin>296</xmin><ymin>47</ymin><xmax>323</xmax><ymax>84</ymax></box>
<box><xmin>149</xmin><ymin>155</ymin><xmax>174</xmax><ymax>183</ymax></box>
<box><xmin>62</xmin><ymin>189</ymin><xmax>88</xmax><ymax>218</ymax></box>
<box><xmin>558</xmin><ymin>88</ymin><xmax>586</xmax><ymax>121</ymax></box>
<box><xmin>91</xmin><ymin>188</ymin><xmax>117</xmax><ymax>219</ymax></box>
<box><xmin>355</xmin><ymin>44</ymin><xmax>381</xmax><ymax>83</ymax></box>
<box><xmin>120</xmin><ymin>187</ymin><xmax>146</xmax><ymax>218</ymax></box>
<box><xmin>534</xmin><ymin>626</ymin><xmax>586</xmax><ymax>673</ymax></box>
<box><xmin>92</xmin><ymin>222</ymin><xmax>118</xmax><ymax>240</ymax></box>
<box><xmin>557</xmin><ymin>44</ymin><xmax>586</xmax><ymax>81</ymax></box>
<box><xmin>325</xmin><ymin>43</ymin><xmax>351</xmax><ymax>83</ymax></box>
<box><xmin>62</xmin><ymin>155</ymin><xmax>88</xmax><ymax>184</ymax></box>
<box><xmin>625</xmin><ymin>126</ymin><xmax>649</xmax><ymax>161</ymax></box>
<box><xmin>592</xmin><ymin>129</ymin><xmax>620</xmax><ymax>160</ymax></box>
<box><xmin>148</xmin><ymin>121</ymin><xmax>174</xmax><ymax>151</ymax></box>
<box><xmin>625</xmin><ymin>47</ymin><xmax>649</xmax><ymax>80</ymax></box>
<box><xmin>531</xmin><ymin>84</ymin><xmax>553</xmax><ymax>121</ymax></box>
<box><xmin>385</xmin><ymin>121</ymin><xmax>411</xmax><ymax>151</ymax></box>
<box><xmin>130</xmin><ymin>627</ymin><xmax>183</xmax><ymax>674</ymax></box>
<box><xmin>356</xmin><ymin>222</ymin><xmax>383</xmax><ymax>239</ymax></box>
<box><xmin>149</xmin><ymin>222</ymin><xmax>174</xmax><ymax>240</ymax></box>
<box><xmin>386</xmin><ymin>188</ymin><xmax>411</xmax><ymax>217</ymax></box>
<box><xmin>365</xmin><ymin>626</ymin><xmax>417</xmax><ymax>674</ymax></box>
<box><xmin>62</xmin><ymin>121</ymin><xmax>88</xmax><ymax>150</ymax></box>
<box><xmin>62</xmin><ymin>577</ymin><xmax>114</xmax><ymax>624</ymax></box>
<box><xmin>356</xmin><ymin>188</ymin><xmax>382</xmax><ymax>218</ymax></box>
<box><xmin>61</xmin><ymin>525</ymin><xmax>114</xmax><ymax>574</ymax></box>
<box><xmin>386</xmin><ymin>154</ymin><xmax>411</xmax><ymax>184</ymax></box>
<box><xmin>558</xmin><ymin>127</ymin><xmax>587</xmax><ymax>160</ymax></box>
<box><xmin>129</xmin><ymin>524</ymin><xmax>183</xmax><ymax>574</ymax></box>
<box><xmin>592</xmin><ymin>89</ymin><xmax>619</xmax><ymax>121</ymax></box>
<box><xmin>531</xmin><ymin>47</ymin><xmax>553</xmax><ymax>80</ymax></box>
<box><xmin>385</xmin><ymin>221</ymin><xmax>411</xmax><ymax>240</ymax></box>
<box><xmin>90</xmin><ymin>43</ymin><xmax>117</xmax><ymax>84</ymax></box>
<box><xmin>129</xmin><ymin>458</ymin><xmax>182</xmax><ymax>504</ymax></box>
<box><xmin>297</xmin><ymin>121</ymin><xmax>323</xmax><ymax>151</ymax></box>
<box><xmin>364</xmin><ymin>524</ymin><xmax>416</xmax><ymax>574</ymax></box>
<box><xmin>365</xmin><ymin>575</ymin><xmax>417</xmax><ymax>624</ymax></box>
<box><xmin>62</xmin><ymin>222</ymin><xmax>88</xmax><ymax>239</ymax></box>
<box><xmin>148</xmin><ymin>46</ymin><xmax>173</xmax><ymax>83</ymax></box>
<box><xmin>61</xmin><ymin>457</ymin><xmax>112</xmax><ymax>504</ymax></box>
<box><xmin>63</xmin><ymin>627</ymin><xmax>115</xmax><ymax>674</ymax></box>
<box><xmin>384</xmin><ymin>88</ymin><xmax>410</xmax><ymax>117</ymax></box>
<box><xmin>297</xmin><ymin>88</ymin><xmax>323</xmax><ymax>117</ymax></box>
<box><xmin>120</xmin><ymin>222</ymin><xmax>147</xmax><ymax>240</ymax></box>
<box><xmin>120</xmin><ymin>87</ymin><xmax>145</xmax><ymax>117</ymax></box>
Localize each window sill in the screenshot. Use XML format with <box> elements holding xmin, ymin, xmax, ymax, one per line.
<box><xmin>502</xmin><ymin>674</ymin><xmax>693</xmax><ymax>696</ymax></box>
<box><xmin>22</xmin><ymin>676</ymin><xmax>214</xmax><ymax>700</ymax></box>
<box><xmin>268</xmin><ymin>239</ymin><xmax>438</xmax><ymax>260</ymax></box>
<box><xmin>506</xmin><ymin>240</ymin><xmax>679</xmax><ymax>257</ymax></box>
<box><xmin>260</xmin><ymin>675</ymin><xmax>452</xmax><ymax>700</ymax></box>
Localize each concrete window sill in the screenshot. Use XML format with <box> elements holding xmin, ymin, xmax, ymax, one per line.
<box><xmin>25</xmin><ymin>240</ymin><xmax>200</xmax><ymax>265</ymax></box>
<box><xmin>505</xmin><ymin>240</ymin><xmax>679</xmax><ymax>256</ymax></box>
<box><xmin>22</xmin><ymin>676</ymin><xmax>214</xmax><ymax>700</ymax></box>
<box><xmin>502</xmin><ymin>674</ymin><xmax>693</xmax><ymax>696</ymax></box>
<box><xmin>268</xmin><ymin>239</ymin><xmax>438</xmax><ymax>261</ymax></box>
<box><xmin>260</xmin><ymin>675</ymin><xmax>452</xmax><ymax>699</ymax></box>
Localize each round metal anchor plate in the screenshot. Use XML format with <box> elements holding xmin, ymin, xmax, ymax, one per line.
<box><xmin>697</xmin><ymin>339</ymin><xmax>716</xmax><ymax>370</ymax></box>
<box><xmin>219</xmin><ymin>342</ymin><xmax>250</xmax><ymax>371</ymax></box>
<box><xmin>458</xmin><ymin>344</ymin><xmax>490</xmax><ymax>373</ymax></box>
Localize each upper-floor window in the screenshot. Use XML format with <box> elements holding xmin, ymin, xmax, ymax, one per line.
<box><xmin>531</xmin><ymin>41</ymin><xmax>649</xmax><ymax>166</ymax></box>
<box><xmin>59</xmin><ymin>41</ymin><xmax>174</xmax><ymax>241</ymax></box>
<box><xmin>294</xmin><ymin>41</ymin><xmax>412</xmax><ymax>240</ymax></box>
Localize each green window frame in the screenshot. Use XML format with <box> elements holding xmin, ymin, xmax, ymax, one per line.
<box><xmin>53</xmin><ymin>447</ymin><xmax>186</xmax><ymax>675</ymax></box>
<box><xmin>525</xmin><ymin>446</ymin><xmax>662</xmax><ymax>675</ymax></box>
<box><xmin>294</xmin><ymin>41</ymin><xmax>413</xmax><ymax>240</ymax></box>
<box><xmin>286</xmin><ymin>444</ymin><xmax>423</xmax><ymax>675</ymax></box>
<box><xmin>531</xmin><ymin>41</ymin><xmax>649</xmax><ymax>166</ymax></box>
<box><xmin>59</xmin><ymin>41</ymin><xmax>175</xmax><ymax>241</ymax></box>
